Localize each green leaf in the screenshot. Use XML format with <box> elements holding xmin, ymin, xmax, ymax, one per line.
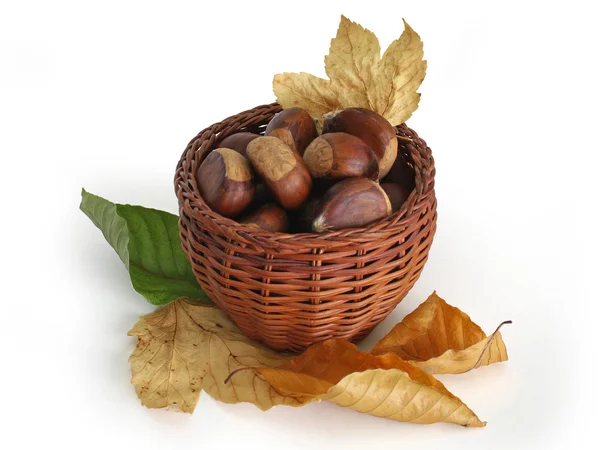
<box><xmin>79</xmin><ymin>189</ymin><xmax>212</xmax><ymax>305</ymax></box>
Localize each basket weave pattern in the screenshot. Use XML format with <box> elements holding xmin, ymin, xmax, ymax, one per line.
<box><xmin>175</xmin><ymin>104</ymin><xmax>437</xmax><ymax>352</ymax></box>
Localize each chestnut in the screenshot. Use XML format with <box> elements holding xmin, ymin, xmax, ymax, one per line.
<box><xmin>240</xmin><ymin>204</ymin><xmax>289</xmax><ymax>233</ymax></box>
<box><xmin>380</xmin><ymin>182</ymin><xmax>410</xmax><ymax>213</ymax></box>
<box><xmin>195</xmin><ymin>148</ymin><xmax>255</xmax><ymax>218</ymax></box>
<box><xmin>246</xmin><ymin>136</ymin><xmax>312</xmax><ymax>210</ymax></box>
<box><xmin>265</xmin><ymin>107</ymin><xmax>318</xmax><ymax>156</ymax></box>
<box><xmin>303</xmin><ymin>132</ymin><xmax>379</xmax><ymax>180</ymax></box>
<box><xmin>246</xmin><ymin>182</ymin><xmax>275</xmax><ymax>212</ymax></box>
<box><xmin>291</xmin><ymin>196</ymin><xmax>322</xmax><ymax>233</ymax></box>
<box><xmin>382</xmin><ymin>152</ymin><xmax>416</xmax><ymax>192</ymax></box>
<box><xmin>322</xmin><ymin>108</ymin><xmax>398</xmax><ymax>179</ymax></box>
<box><xmin>217</xmin><ymin>132</ymin><xmax>260</xmax><ymax>157</ymax></box>
<box><xmin>312</xmin><ymin>178</ymin><xmax>392</xmax><ymax>233</ymax></box>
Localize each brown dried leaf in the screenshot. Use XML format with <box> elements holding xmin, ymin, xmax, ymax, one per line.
<box><xmin>413</xmin><ymin>322</ymin><xmax>511</xmax><ymax>375</ymax></box>
<box><xmin>273</xmin><ymin>16</ymin><xmax>426</xmax><ymax>126</ymax></box>
<box><xmin>257</xmin><ymin>340</ymin><xmax>485</xmax><ymax>427</ymax></box>
<box><xmin>273</xmin><ymin>72</ymin><xmax>343</xmax><ymax>119</ymax></box>
<box><xmin>128</xmin><ymin>299</ymin><xmax>299</xmax><ymax>413</ymax></box>
<box><xmin>376</xmin><ymin>19</ymin><xmax>427</xmax><ymax>126</ymax></box>
<box><xmin>324</xmin><ymin>15</ymin><xmax>381</xmax><ymax>110</ymax></box>
<box><xmin>371</xmin><ymin>292</ymin><xmax>510</xmax><ymax>374</ymax></box>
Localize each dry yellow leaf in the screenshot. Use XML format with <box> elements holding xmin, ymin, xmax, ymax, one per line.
<box><xmin>376</xmin><ymin>19</ymin><xmax>427</xmax><ymax>126</ymax></box>
<box><xmin>371</xmin><ymin>292</ymin><xmax>510</xmax><ymax>374</ymax></box>
<box><xmin>273</xmin><ymin>72</ymin><xmax>343</xmax><ymax>119</ymax></box>
<box><xmin>414</xmin><ymin>322</ymin><xmax>511</xmax><ymax>374</ymax></box>
<box><xmin>128</xmin><ymin>299</ymin><xmax>300</xmax><ymax>413</ymax></box>
<box><xmin>324</xmin><ymin>15</ymin><xmax>381</xmax><ymax>110</ymax></box>
<box><xmin>273</xmin><ymin>16</ymin><xmax>426</xmax><ymax>126</ymax></box>
<box><xmin>256</xmin><ymin>340</ymin><xmax>485</xmax><ymax>427</ymax></box>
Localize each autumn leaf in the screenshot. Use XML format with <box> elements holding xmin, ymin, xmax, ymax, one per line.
<box><xmin>256</xmin><ymin>340</ymin><xmax>485</xmax><ymax>427</ymax></box>
<box><xmin>273</xmin><ymin>15</ymin><xmax>426</xmax><ymax>126</ymax></box>
<box><xmin>413</xmin><ymin>321</ymin><xmax>511</xmax><ymax>375</ymax></box>
<box><xmin>371</xmin><ymin>292</ymin><xmax>510</xmax><ymax>374</ymax></box>
<box><xmin>376</xmin><ymin>19</ymin><xmax>427</xmax><ymax>126</ymax></box>
<box><xmin>324</xmin><ymin>16</ymin><xmax>381</xmax><ymax>110</ymax></box>
<box><xmin>273</xmin><ymin>73</ymin><xmax>343</xmax><ymax>119</ymax></box>
<box><xmin>128</xmin><ymin>299</ymin><xmax>300</xmax><ymax>413</ymax></box>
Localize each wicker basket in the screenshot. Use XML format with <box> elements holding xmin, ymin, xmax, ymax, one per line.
<box><xmin>175</xmin><ymin>103</ymin><xmax>437</xmax><ymax>352</ymax></box>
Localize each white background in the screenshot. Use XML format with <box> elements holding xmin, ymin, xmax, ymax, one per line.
<box><xmin>1</xmin><ymin>0</ymin><xmax>598</xmax><ymax>448</ymax></box>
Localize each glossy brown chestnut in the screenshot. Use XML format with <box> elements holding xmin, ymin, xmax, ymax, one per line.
<box><xmin>303</xmin><ymin>132</ymin><xmax>379</xmax><ymax>180</ymax></box>
<box><xmin>246</xmin><ymin>182</ymin><xmax>274</xmax><ymax>212</ymax></box>
<box><xmin>195</xmin><ymin>148</ymin><xmax>255</xmax><ymax>218</ymax></box>
<box><xmin>380</xmin><ymin>182</ymin><xmax>410</xmax><ymax>213</ymax></box>
<box><xmin>382</xmin><ymin>152</ymin><xmax>416</xmax><ymax>192</ymax></box>
<box><xmin>240</xmin><ymin>204</ymin><xmax>289</xmax><ymax>233</ymax></box>
<box><xmin>246</xmin><ymin>136</ymin><xmax>312</xmax><ymax>210</ymax></box>
<box><xmin>312</xmin><ymin>178</ymin><xmax>392</xmax><ymax>233</ymax></box>
<box><xmin>292</xmin><ymin>196</ymin><xmax>322</xmax><ymax>233</ymax></box>
<box><xmin>265</xmin><ymin>107</ymin><xmax>318</xmax><ymax>156</ymax></box>
<box><xmin>217</xmin><ymin>132</ymin><xmax>260</xmax><ymax>157</ymax></box>
<box><xmin>322</xmin><ymin>108</ymin><xmax>398</xmax><ymax>179</ymax></box>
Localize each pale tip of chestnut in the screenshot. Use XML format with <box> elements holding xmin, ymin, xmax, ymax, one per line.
<box><xmin>303</xmin><ymin>138</ymin><xmax>333</xmax><ymax>178</ymax></box>
<box><xmin>247</xmin><ymin>136</ymin><xmax>297</xmax><ymax>181</ymax></box>
<box><xmin>217</xmin><ymin>148</ymin><xmax>254</xmax><ymax>182</ymax></box>
<box><xmin>312</xmin><ymin>215</ymin><xmax>330</xmax><ymax>234</ymax></box>
<box><xmin>377</xmin><ymin>184</ymin><xmax>393</xmax><ymax>216</ymax></box>
<box><xmin>378</xmin><ymin>139</ymin><xmax>399</xmax><ymax>179</ymax></box>
<box><xmin>267</xmin><ymin>128</ymin><xmax>295</xmax><ymax>152</ymax></box>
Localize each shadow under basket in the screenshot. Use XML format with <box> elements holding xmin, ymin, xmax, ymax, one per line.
<box><xmin>175</xmin><ymin>103</ymin><xmax>437</xmax><ymax>352</ymax></box>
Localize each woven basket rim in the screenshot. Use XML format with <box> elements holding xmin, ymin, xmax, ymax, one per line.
<box><xmin>175</xmin><ymin>103</ymin><xmax>434</xmax><ymax>246</ymax></box>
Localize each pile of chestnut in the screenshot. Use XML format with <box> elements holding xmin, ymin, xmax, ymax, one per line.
<box><xmin>195</xmin><ymin>107</ymin><xmax>414</xmax><ymax>233</ymax></box>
